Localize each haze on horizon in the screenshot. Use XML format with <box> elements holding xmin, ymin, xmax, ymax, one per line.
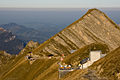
<box><xmin>0</xmin><ymin>0</ymin><xmax>120</xmax><ymax>8</ymax></box>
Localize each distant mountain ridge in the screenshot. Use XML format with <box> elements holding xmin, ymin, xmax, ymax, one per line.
<box><xmin>0</xmin><ymin>23</ymin><xmax>61</xmax><ymax>43</ymax></box>
<box><xmin>0</xmin><ymin>27</ymin><xmax>25</xmax><ymax>54</ymax></box>
<box><xmin>0</xmin><ymin>23</ymin><xmax>43</xmax><ymax>43</ymax></box>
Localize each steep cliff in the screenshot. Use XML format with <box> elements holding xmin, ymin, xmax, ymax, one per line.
<box><xmin>20</xmin><ymin>40</ymin><xmax>39</xmax><ymax>55</ymax></box>
<box><xmin>33</xmin><ymin>8</ymin><xmax>120</xmax><ymax>56</ymax></box>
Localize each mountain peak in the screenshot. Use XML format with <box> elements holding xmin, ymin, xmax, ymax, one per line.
<box><xmin>33</xmin><ymin>8</ymin><xmax>120</xmax><ymax>56</ymax></box>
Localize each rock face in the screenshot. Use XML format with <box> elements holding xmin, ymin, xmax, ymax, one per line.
<box><xmin>0</xmin><ymin>28</ymin><xmax>25</xmax><ymax>54</ymax></box>
<box><xmin>26</xmin><ymin>41</ymin><xmax>39</xmax><ymax>48</ymax></box>
<box><xmin>34</xmin><ymin>9</ymin><xmax>120</xmax><ymax>56</ymax></box>
<box><xmin>20</xmin><ymin>41</ymin><xmax>39</xmax><ymax>55</ymax></box>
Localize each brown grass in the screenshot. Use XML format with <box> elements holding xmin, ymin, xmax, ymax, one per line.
<box><xmin>91</xmin><ymin>46</ymin><xmax>120</xmax><ymax>80</ymax></box>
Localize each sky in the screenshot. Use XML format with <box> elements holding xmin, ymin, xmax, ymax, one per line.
<box><xmin>0</xmin><ymin>0</ymin><xmax>120</xmax><ymax>8</ymax></box>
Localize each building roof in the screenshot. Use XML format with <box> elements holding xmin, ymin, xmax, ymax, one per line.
<box><xmin>80</xmin><ymin>57</ymin><xmax>89</xmax><ymax>64</ymax></box>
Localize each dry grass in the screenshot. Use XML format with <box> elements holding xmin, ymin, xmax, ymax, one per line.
<box><xmin>91</xmin><ymin>46</ymin><xmax>120</xmax><ymax>80</ymax></box>
<box><xmin>63</xmin><ymin>43</ymin><xmax>109</xmax><ymax>66</ymax></box>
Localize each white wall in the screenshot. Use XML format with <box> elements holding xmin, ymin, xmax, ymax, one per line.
<box><xmin>90</xmin><ymin>51</ymin><xmax>101</xmax><ymax>63</ymax></box>
<box><xmin>82</xmin><ymin>61</ymin><xmax>92</xmax><ymax>69</ymax></box>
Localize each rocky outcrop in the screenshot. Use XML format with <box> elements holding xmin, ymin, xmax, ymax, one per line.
<box><xmin>33</xmin><ymin>9</ymin><xmax>120</xmax><ymax>56</ymax></box>
<box><xmin>26</xmin><ymin>40</ymin><xmax>39</xmax><ymax>48</ymax></box>
<box><xmin>20</xmin><ymin>41</ymin><xmax>39</xmax><ymax>54</ymax></box>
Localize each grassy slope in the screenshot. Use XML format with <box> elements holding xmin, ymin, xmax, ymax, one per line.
<box><xmin>91</xmin><ymin>46</ymin><xmax>120</xmax><ymax>80</ymax></box>
<box><xmin>0</xmin><ymin>51</ymin><xmax>15</xmax><ymax>75</ymax></box>
<box><xmin>60</xmin><ymin>43</ymin><xmax>119</xmax><ymax>80</ymax></box>
<box><xmin>61</xmin><ymin>46</ymin><xmax>120</xmax><ymax>80</ymax></box>
<box><xmin>63</xmin><ymin>43</ymin><xmax>109</xmax><ymax>66</ymax></box>
<box><xmin>34</xmin><ymin>43</ymin><xmax>109</xmax><ymax>80</ymax></box>
<box><xmin>38</xmin><ymin>43</ymin><xmax>120</xmax><ymax>80</ymax></box>
<box><xmin>0</xmin><ymin>41</ymin><xmax>39</xmax><ymax>79</ymax></box>
<box><xmin>0</xmin><ymin>40</ymin><xmax>59</xmax><ymax>80</ymax></box>
<box><xmin>34</xmin><ymin>61</ymin><xmax>59</xmax><ymax>80</ymax></box>
<box><xmin>1</xmin><ymin>58</ymin><xmax>58</xmax><ymax>80</ymax></box>
<box><xmin>60</xmin><ymin>69</ymin><xmax>89</xmax><ymax>80</ymax></box>
<box><xmin>0</xmin><ymin>42</ymin><xmax>34</xmax><ymax>77</ymax></box>
<box><xmin>36</xmin><ymin>43</ymin><xmax>109</xmax><ymax>80</ymax></box>
<box><xmin>0</xmin><ymin>43</ymin><xmax>109</xmax><ymax>80</ymax></box>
